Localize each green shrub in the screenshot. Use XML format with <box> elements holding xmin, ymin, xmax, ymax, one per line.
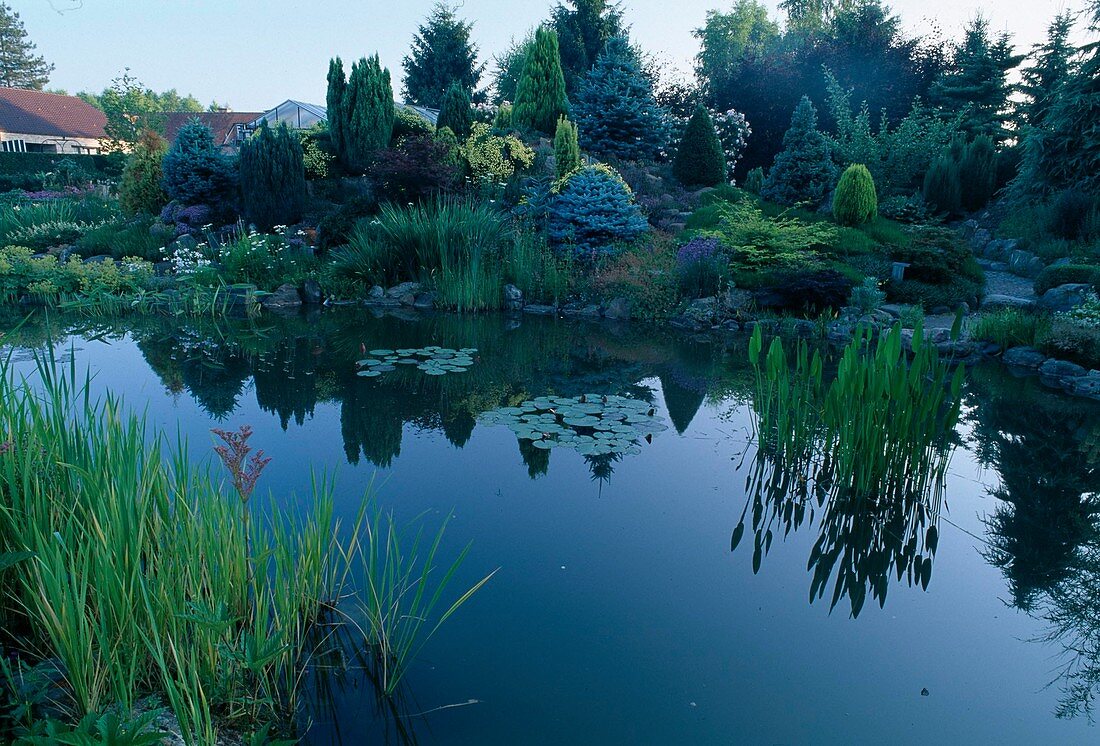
<box><xmin>460</xmin><ymin>122</ymin><xmax>535</xmax><ymax>195</ymax></box>
<box><xmin>1034</xmin><ymin>264</ymin><xmax>1100</xmax><ymax>295</ymax></box>
<box><xmin>848</xmin><ymin>277</ymin><xmax>886</xmax><ymax>314</ymax></box>
<box><xmin>743</xmin><ymin>166</ymin><xmax>764</xmax><ymax>194</ymax></box>
<box><xmin>0</xmin><ymin>245</ymin><xmax>154</xmax><ymax>302</ymax></box>
<box><xmin>922</xmin><ymin>154</ymin><xmax>962</xmax><ymax>216</ymax></box>
<box><xmin>343</xmin><ymin>55</ymin><xmax>395</xmax><ymax>170</ymax></box>
<box><xmin>119</xmin><ymin>130</ymin><xmax>168</xmax><ymax>216</ymax></box>
<box><xmin>74</xmin><ymin>217</ymin><xmax>172</xmax><ymax>261</ymax></box>
<box><xmin>316</xmin><ymin>193</ymin><xmax>378</xmax><ymax>251</ymax></box>
<box><xmin>887</xmin><ymin>275</ymin><xmax>983</xmax><ymax>310</ymax></box>
<box><xmin>596</xmin><ymin>239</ymin><xmax>679</xmax><ymax>319</ymax></box>
<box><xmin>547</xmin><ymin>164</ymin><xmax>648</xmax><ymax>256</ymax></box>
<box><xmin>211</xmin><ymin>228</ymin><xmax>316</xmax><ymax>290</ymax></box>
<box><xmin>960</xmin><ymin>136</ymin><xmax>997</xmax><ymax>211</ymax></box>
<box><xmin>553</xmin><ymin>116</ymin><xmax>581</xmax><ymax>180</ymax></box>
<box><xmin>239</xmin><ymin>122</ymin><xmax>307</xmax><ymax>231</ymax></box>
<box><xmin>393</xmin><ymin>106</ymin><xmax>436</xmax><ymax>141</ymax></box>
<box><xmin>492</xmin><ymin>103</ymin><xmax>514</xmax><ymax>131</ymax></box>
<box><xmin>762</xmin><ymin>96</ymin><xmax>836</xmax><ymax>208</ymax></box>
<box><xmin>673</xmin><ymin>105</ymin><xmax>725</xmax><ymax>188</ymax></box>
<box><xmin>700</xmin><ymin>199</ymin><xmax>839</xmax><ymax>274</ymax></box>
<box><xmin>972</xmin><ymin>308</ymin><xmax>1053</xmax><ymax>349</ymax></box>
<box><xmin>891</xmin><ymin>225</ymin><xmax>979</xmax><ymax>285</ymax></box>
<box><xmin>1040</xmin><ymin>294</ymin><xmax>1100</xmax><ymax>366</ymax></box>
<box><xmin>832</xmin><ymin>164</ymin><xmax>878</xmax><ymax>227</ymax></box>
<box><xmin>1051</xmin><ymin>189</ymin><xmax>1100</xmax><ymax>241</ymax></box>
<box><xmin>436</xmin><ymin>82</ymin><xmax>473</xmax><ymax>137</ymax></box>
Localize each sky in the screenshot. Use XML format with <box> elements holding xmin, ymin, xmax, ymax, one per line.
<box><xmin>16</xmin><ymin>0</ymin><xmax>1095</xmax><ymax>111</ymax></box>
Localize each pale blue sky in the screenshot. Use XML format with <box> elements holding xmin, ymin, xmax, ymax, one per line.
<box><xmin>17</xmin><ymin>0</ymin><xmax>1093</xmax><ymax>111</ymax></box>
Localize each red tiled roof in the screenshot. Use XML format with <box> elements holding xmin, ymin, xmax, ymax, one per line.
<box><xmin>164</xmin><ymin>111</ymin><xmax>263</xmax><ymax>147</ymax></box>
<box><xmin>0</xmin><ymin>87</ymin><xmax>106</xmax><ymax>139</ymax></box>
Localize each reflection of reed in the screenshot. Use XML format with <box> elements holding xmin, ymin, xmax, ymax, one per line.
<box><xmin>733</xmin><ymin>323</ymin><xmax>961</xmax><ymax>617</ymax></box>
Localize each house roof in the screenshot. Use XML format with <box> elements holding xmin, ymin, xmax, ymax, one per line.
<box><xmin>165</xmin><ymin>111</ymin><xmax>263</xmax><ymax>147</ymax></box>
<box><xmin>248</xmin><ymin>100</ymin><xmax>327</xmax><ymax>129</ymax></box>
<box><xmin>0</xmin><ymin>87</ymin><xmax>107</xmax><ymax>139</ymax></box>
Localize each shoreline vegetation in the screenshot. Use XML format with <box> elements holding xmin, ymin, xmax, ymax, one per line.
<box><xmin>0</xmin><ymin>350</ymin><xmax>494</xmax><ymax>743</ymax></box>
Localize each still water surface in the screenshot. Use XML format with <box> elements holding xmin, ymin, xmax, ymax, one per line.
<box><xmin>4</xmin><ymin>309</ymin><xmax>1099</xmax><ymax>745</ymax></box>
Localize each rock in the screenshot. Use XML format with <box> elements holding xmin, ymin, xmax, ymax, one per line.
<box><xmin>385</xmin><ymin>281</ymin><xmax>421</xmax><ymax>299</ymax></box>
<box><xmin>166</xmin><ymin>234</ymin><xmax>198</xmax><ymax>256</ymax></box>
<box><xmin>1039</xmin><ymin>358</ymin><xmax>1088</xmax><ymax>380</ymax></box>
<box><xmin>879</xmin><ymin>304</ymin><xmax>906</xmax><ymax>319</ymax></box>
<box><xmin>981</xmin><ymin>294</ymin><xmax>1036</xmax><ymax>311</ymax></box>
<box><xmin>503</xmin><ymin>283</ymin><xmax>523</xmax><ymax>311</ymax></box>
<box><xmin>684</xmin><ymin>297</ymin><xmax>720</xmax><ymax>324</ymax></box>
<box><xmin>1067</xmin><ymin>371</ymin><xmax>1100</xmax><ymax>400</ymax></box>
<box><xmin>523</xmin><ymin>304</ymin><xmax>558</xmax><ymax>316</ymax></box>
<box><xmin>412</xmin><ymin>292</ymin><xmax>436</xmax><ymax>309</ymax></box>
<box><xmin>790</xmin><ymin>319</ymin><xmax>817</xmax><ymax>338</ymax></box>
<box><xmin>961</xmin><ymin>219</ymin><xmax>980</xmax><ymax>238</ymax></box>
<box><xmin>936</xmin><ymin>340</ymin><xmax>976</xmax><ymax>357</ymax></box>
<box><xmin>1038</xmin><ymin>283</ymin><xmax>1092</xmax><ymax>313</ymax></box>
<box><xmin>1003</xmin><ymin>346</ymin><xmax>1047</xmax><ymax>368</ymax></box>
<box><xmin>1051</xmin><ymin>257</ymin><xmax>1073</xmax><ymax>267</ymax></box>
<box><xmin>603</xmin><ymin>297</ymin><xmax>631</xmax><ymax>320</ymax></box>
<box><xmin>260</xmin><ymin>283</ymin><xmax>302</xmax><ymax>310</ymax></box>
<box><xmin>976</xmin><ymin>258</ymin><xmax>1010</xmax><ymax>272</ymax></box>
<box><xmin>1008</xmin><ymin>249</ymin><xmax>1044</xmax><ymax>278</ymax></box>
<box><xmin>970</xmin><ymin>228</ymin><xmax>992</xmax><ymax>253</ymax></box>
<box><xmin>930</xmin><ymin>305</ymin><xmax>952</xmax><ymax>315</ymax></box>
<box><xmin>985</xmin><ymin>238</ymin><xmax>1019</xmax><ymax>258</ymax></box>
<box><xmin>368</xmin><ymin>285</ymin><xmax>384</xmax><ymax>299</ymax></box>
<box><xmin>83</xmin><ymin>254</ymin><xmax>114</xmax><ymax>264</ymax></box>
<box><xmin>300</xmin><ymin>278</ymin><xmax>323</xmax><ymax>305</ymax></box>
<box><xmin>720</xmin><ymin>288</ymin><xmax>754</xmax><ymax>314</ymax></box>
<box><xmin>561</xmin><ymin>303</ymin><xmax>601</xmax><ymax>318</ymax></box>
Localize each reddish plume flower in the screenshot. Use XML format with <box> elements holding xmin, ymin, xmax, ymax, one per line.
<box><xmin>212</xmin><ymin>425</ymin><xmax>272</xmax><ymax>503</ymax></box>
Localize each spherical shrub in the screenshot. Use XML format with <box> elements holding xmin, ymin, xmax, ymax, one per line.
<box><xmin>548</xmin><ymin>164</ymin><xmax>648</xmax><ymax>256</ymax></box>
<box><xmin>833</xmin><ymin>164</ymin><xmax>878</xmax><ymax>227</ymax></box>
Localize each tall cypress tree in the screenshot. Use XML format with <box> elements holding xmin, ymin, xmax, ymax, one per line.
<box><xmin>513</xmin><ymin>27</ymin><xmax>570</xmax><ymax>135</ymax></box>
<box><xmin>436</xmin><ymin>81</ymin><xmax>473</xmax><ymax>136</ymax></box>
<box><xmin>572</xmin><ymin>36</ymin><xmax>669</xmax><ymax>161</ymax></box>
<box><xmin>761</xmin><ymin>96</ymin><xmax>836</xmax><ymax>206</ymax></box>
<box><xmin>0</xmin><ymin>3</ymin><xmax>52</xmax><ymax>90</ymax></box>
<box><xmin>554</xmin><ymin>116</ymin><xmax>581</xmax><ymax>179</ymax></box>
<box><xmin>344</xmin><ymin>55</ymin><xmax>395</xmax><ymax>171</ymax></box>
<box><xmin>326</xmin><ymin>57</ymin><xmax>348</xmax><ymax>166</ymax></box>
<box><xmin>240</xmin><ymin>121</ymin><xmax>307</xmax><ymax>231</ymax></box>
<box><xmin>402</xmin><ymin>3</ymin><xmax>485</xmax><ymax>107</ymax></box>
<box><xmin>931</xmin><ymin>16</ymin><xmax>1023</xmax><ymax>143</ymax></box>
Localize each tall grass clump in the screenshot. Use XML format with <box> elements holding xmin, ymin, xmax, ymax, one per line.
<box><xmin>971</xmin><ymin>308</ymin><xmax>1053</xmax><ymax>350</ymax></box>
<box><xmin>735</xmin><ymin>323</ymin><xmax>964</xmax><ymax>615</ymax></box>
<box><xmin>334</xmin><ymin>197</ymin><xmax>510</xmax><ymax>310</ymax></box>
<box><xmin>0</xmin><ymin>354</ymin><xmax>493</xmax><ymax>741</ymax></box>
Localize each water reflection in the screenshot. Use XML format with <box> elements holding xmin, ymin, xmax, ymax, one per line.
<box><xmin>968</xmin><ymin>366</ymin><xmax>1100</xmax><ymax>719</ymax></box>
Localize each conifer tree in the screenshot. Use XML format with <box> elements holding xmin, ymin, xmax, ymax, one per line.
<box><xmin>554</xmin><ymin>116</ymin><xmax>581</xmax><ymax>179</ymax></box>
<box><xmin>551</xmin><ymin>0</ymin><xmax>625</xmax><ymax>93</ymax></box>
<box><xmin>436</xmin><ymin>81</ymin><xmax>473</xmax><ymax>137</ymax></box>
<box><xmin>923</xmin><ymin>154</ymin><xmax>962</xmax><ymax>216</ymax></box>
<box><xmin>344</xmin><ymin>55</ymin><xmax>395</xmax><ymax>171</ymax></box>
<box><xmin>119</xmin><ymin>130</ymin><xmax>168</xmax><ymax>216</ymax></box>
<box><xmin>959</xmin><ymin>135</ymin><xmax>997</xmax><ymax>211</ymax></box>
<box><xmin>673</xmin><ymin>104</ymin><xmax>726</xmax><ymax>187</ymax></box>
<box><xmin>161</xmin><ymin>119</ymin><xmax>237</xmax><ymax>209</ymax></box>
<box><xmin>931</xmin><ymin>16</ymin><xmax>1023</xmax><ymax>143</ymax></box>
<box><xmin>1019</xmin><ymin>12</ymin><xmax>1076</xmax><ymax>131</ymax></box>
<box><xmin>326</xmin><ymin>57</ymin><xmax>348</xmax><ymax>165</ymax></box>
<box><xmin>402</xmin><ymin>3</ymin><xmax>485</xmax><ymax>108</ymax></box>
<box><xmin>0</xmin><ymin>3</ymin><xmax>52</xmax><ymax>89</ymax></box>
<box><xmin>572</xmin><ymin>36</ymin><xmax>669</xmax><ymax>161</ymax></box>
<box><xmin>240</xmin><ymin>122</ymin><xmax>307</xmax><ymax>231</ymax></box>
<box><xmin>513</xmin><ymin>27</ymin><xmax>570</xmax><ymax>135</ymax></box>
<box><xmin>762</xmin><ymin>96</ymin><xmax>836</xmax><ymax>206</ymax></box>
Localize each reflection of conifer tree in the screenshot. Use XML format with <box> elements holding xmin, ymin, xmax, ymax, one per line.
<box><xmin>441</xmin><ymin>408</ymin><xmax>476</xmax><ymax>448</ymax></box>
<box><xmin>969</xmin><ymin>367</ymin><xmax>1100</xmax><ymax>610</ymax></box>
<box><xmin>253</xmin><ymin>337</ymin><xmax>319</xmax><ymax>430</ymax></box>
<box><xmin>340</xmin><ymin>385</ymin><xmax>404</xmax><ymax>468</ymax></box>
<box><xmin>518</xmin><ymin>438</ymin><xmax>550</xmax><ymax>479</ymax></box>
<box><xmin>586</xmin><ymin>452</ymin><xmax>622</xmax><ymax>485</ymax></box>
<box><xmin>658</xmin><ymin>372</ymin><xmax>706</xmax><ymax>435</ymax></box>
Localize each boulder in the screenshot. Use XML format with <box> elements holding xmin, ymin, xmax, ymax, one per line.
<box><xmin>1067</xmin><ymin>371</ymin><xmax>1100</xmax><ymax>400</ymax></box>
<box><xmin>368</xmin><ymin>285</ymin><xmax>385</xmax><ymax>299</ymax></box>
<box><xmin>684</xmin><ymin>297</ymin><xmax>720</xmax><ymax>324</ymax></box>
<box><xmin>83</xmin><ymin>254</ymin><xmax>114</xmax><ymax>265</ymax></box>
<box><xmin>1039</xmin><ymin>358</ymin><xmax>1088</xmax><ymax>380</ymax></box>
<box><xmin>412</xmin><ymin>292</ymin><xmax>436</xmax><ymax>309</ymax></box>
<box><xmin>385</xmin><ymin>281</ymin><xmax>421</xmax><ymax>299</ymax></box>
<box><xmin>523</xmin><ymin>304</ymin><xmax>558</xmax><ymax>316</ymax></box>
<box><xmin>503</xmin><ymin>283</ymin><xmax>523</xmax><ymax>311</ymax></box>
<box><xmin>260</xmin><ymin>283</ymin><xmax>302</xmax><ymax>310</ymax></box>
<box><xmin>981</xmin><ymin>294</ymin><xmax>1036</xmax><ymax>311</ymax></box>
<box><xmin>603</xmin><ymin>297</ymin><xmax>632</xmax><ymax>320</ymax></box>
<box><xmin>1003</xmin><ymin>346</ymin><xmax>1047</xmax><ymax>368</ymax></box>
<box><xmin>300</xmin><ymin>278</ymin><xmax>323</xmax><ymax>305</ymax></box>
<box><xmin>969</xmin><ymin>228</ymin><xmax>992</xmax><ymax>253</ymax></box>
<box><xmin>1008</xmin><ymin>250</ymin><xmax>1044</xmax><ymax>278</ymax></box>
<box><xmin>720</xmin><ymin>288</ymin><xmax>754</xmax><ymax>314</ymax></box>
<box><xmin>1038</xmin><ymin>283</ymin><xmax>1092</xmax><ymax>313</ymax></box>
<box><xmin>561</xmin><ymin>303</ymin><xmax>601</xmax><ymax>318</ymax></box>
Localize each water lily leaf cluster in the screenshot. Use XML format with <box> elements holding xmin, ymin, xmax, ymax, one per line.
<box><xmin>356</xmin><ymin>346</ymin><xmax>477</xmax><ymax>377</ymax></box>
<box><xmin>480</xmin><ymin>393</ymin><xmax>667</xmax><ymax>455</ymax></box>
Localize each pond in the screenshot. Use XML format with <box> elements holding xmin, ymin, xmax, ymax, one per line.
<box><xmin>3</xmin><ymin>308</ymin><xmax>1100</xmax><ymax>744</ymax></box>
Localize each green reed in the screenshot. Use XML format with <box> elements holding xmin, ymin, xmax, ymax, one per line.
<box><xmin>0</xmin><ymin>352</ymin><xmax>491</xmax><ymax>741</ymax></box>
<box><xmin>740</xmin><ymin>322</ymin><xmax>963</xmax><ymax>615</ymax></box>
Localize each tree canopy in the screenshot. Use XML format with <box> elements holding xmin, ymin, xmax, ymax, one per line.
<box><xmin>0</xmin><ymin>2</ymin><xmax>52</xmax><ymax>89</ymax></box>
<box><xmin>402</xmin><ymin>2</ymin><xmax>485</xmax><ymax>107</ymax></box>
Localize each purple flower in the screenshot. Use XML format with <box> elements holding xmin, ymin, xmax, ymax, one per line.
<box><xmin>177</xmin><ymin>204</ymin><xmax>212</xmax><ymax>226</ymax></box>
<box><xmin>677</xmin><ymin>237</ymin><xmax>721</xmax><ymax>268</ymax></box>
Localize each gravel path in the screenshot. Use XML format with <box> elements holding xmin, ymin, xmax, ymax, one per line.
<box><xmin>984</xmin><ymin>270</ymin><xmax>1036</xmax><ymax>300</ymax></box>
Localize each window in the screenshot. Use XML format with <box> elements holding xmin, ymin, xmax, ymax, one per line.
<box><xmin>1</xmin><ymin>139</ymin><xmax>26</xmax><ymax>153</ymax></box>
